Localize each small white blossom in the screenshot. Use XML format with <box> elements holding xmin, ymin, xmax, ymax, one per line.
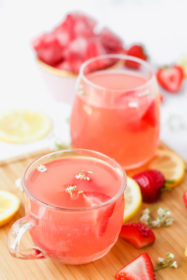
<box><xmin>157</xmin><ymin>207</ymin><xmax>165</xmax><ymax>216</ymax></box>
<box><xmin>171</xmin><ymin>261</ymin><xmax>178</xmax><ymax>268</ymax></box>
<box><xmin>37</xmin><ymin>165</ymin><xmax>47</xmax><ymax>173</ymax></box>
<box><xmin>65</xmin><ymin>185</ymin><xmax>77</xmax><ymax>197</ymax></box>
<box><xmin>158</xmin><ymin>257</ymin><xmax>164</xmax><ymax>263</ymax></box>
<box><xmin>140</xmin><ymin>214</ymin><xmax>150</xmax><ymax>223</ymax></box>
<box><xmin>144</xmin><ymin>208</ymin><xmax>150</xmax><ymax>214</ymax></box>
<box><xmin>165</xmin><ymin>218</ymin><xmax>173</xmax><ymax>226</ymax></box>
<box><xmin>151</xmin><ymin>219</ymin><xmax>161</xmax><ymax>228</ymax></box>
<box><xmin>167</xmin><ymin>252</ymin><xmax>175</xmax><ymax>259</ymax></box>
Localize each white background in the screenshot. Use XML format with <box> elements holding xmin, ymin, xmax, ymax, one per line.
<box><xmin>0</xmin><ymin>0</ymin><xmax>187</xmax><ymax>160</ymax></box>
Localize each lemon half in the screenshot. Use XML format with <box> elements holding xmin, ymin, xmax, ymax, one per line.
<box><xmin>148</xmin><ymin>149</ymin><xmax>185</xmax><ymax>188</ymax></box>
<box><xmin>123</xmin><ymin>177</ymin><xmax>142</xmax><ymax>223</ymax></box>
<box><xmin>0</xmin><ymin>190</ymin><xmax>20</xmax><ymax>226</ymax></box>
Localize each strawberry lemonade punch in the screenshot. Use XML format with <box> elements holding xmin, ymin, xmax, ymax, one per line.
<box><xmin>8</xmin><ymin>149</ymin><xmax>126</xmax><ymax>264</ymax></box>
<box><xmin>71</xmin><ymin>55</ymin><xmax>160</xmax><ymax>169</ymax></box>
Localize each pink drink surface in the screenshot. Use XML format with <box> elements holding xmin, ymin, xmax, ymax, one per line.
<box><xmin>71</xmin><ymin>71</ymin><xmax>160</xmax><ymax>169</ymax></box>
<box><xmin>26</xmin><ymin>156</ymin><xmax>124</xmax><ymax>263</ymax></box>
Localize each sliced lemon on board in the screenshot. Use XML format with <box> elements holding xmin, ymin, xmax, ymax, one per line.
<box><xmin>0</xmin><ymin>191</ymin><xmax>20</xmax><ymax>226</ymax></box>
<box><xmin>0</xmin><ymin>110</ymin><xmax>51</xmax><ymax>144</ymax></box>
<box><xmin>148</xmin><ymin>149</ymin><xmax>185</xmax><ymax>188</ymax></box>
<box><xmin>123</xmin><ymin>177</ymin><xmax>142</xmax><ymax>223</ymax></box>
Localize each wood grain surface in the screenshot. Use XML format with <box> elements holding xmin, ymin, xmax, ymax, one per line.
<box><xmin>0</xmin><ymin>146</ymin><xmax>187</xmax><ymax>280</ymax></box>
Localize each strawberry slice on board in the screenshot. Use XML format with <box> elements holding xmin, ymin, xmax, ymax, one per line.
<box><xmin>119</xmin><ymin>222</ymin><xmax>155</xmax><ymax>249</ymax></box>
<box><xmin>156</xmin><ymin>65</ymin><xmax>184</xmax><ymax>93</ymax></box>
<box><xmin>115</xmin><ymin>253</ymin><xmax>156</xmax><ymax>280</ymax></box>
<box><xmin>125</xmin><ymin>44</ymin><xmax>147</xmax><ymax>69</ymax></box>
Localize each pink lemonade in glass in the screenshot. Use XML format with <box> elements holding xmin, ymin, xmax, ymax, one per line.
<box><xmin>16</xmin><ymin>149</ymin><xmax>126</xmax><ymax>264</ymax></box>
<box><xmin>71</xmin><ymin>55</ymin><xmax>160</xmax><ymax>169</ymax></box>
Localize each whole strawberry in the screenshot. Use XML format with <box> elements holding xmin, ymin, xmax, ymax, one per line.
<box><xmin>125</xmin><ymin>44</ymin><xmax>147</xmax><ymax>69</ymax></box>
<box><xmin>133</xmin><ymin>170</ymin><xmax>165</xmax><ymax>203</ymax></box>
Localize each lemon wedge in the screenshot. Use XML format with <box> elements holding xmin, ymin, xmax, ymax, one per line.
<box><xmin>0</xmin><ymin>190</ymin><xmax>20</xmax><ymax>226</ymax></box>
<box><xmin>148</xmin><ymin>149</ymin><xmax>185</xmax><ymax>188</ymax></box>
<box><xmin>123</xmin><ymin>177</ymin><xmax>142</xmax><ymax>223</ymax></box>
<box><xmin>0</xmin><ymin>110</ymin><xmax>51</xmax><ymax>144</ymax></box>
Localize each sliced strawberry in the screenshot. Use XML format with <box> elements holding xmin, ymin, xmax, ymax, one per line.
<box><xmin>156</xmin><ymin>65</ymin><xmax>184</xmax><ymax>93</ymax></box>
<box><xmin>83</xmin><ymin>192</ymin><xmax>114</xmax><ymax>236</ymax></box>
<box><xmin>141</xmin><ymin>100</ymin><xmax>157</xmax><ymax>127</ymax></box>
<box><xmin>115</xmin><ymin>253</ymin><xmax>156</xmax><ymax>280</ymax></box>
<box><xmin>125</xmin><ymin>44</ymin><xmax>147</xmax><ymax>69</ymax></box>
<box><xmin>99</xmin><ymin>27</ymin><xmax>123</xmax><ymax>53</ymax></box>
<box><xmin>183</xmin><ymin>192</ymin><xmax>187</xmax><ymax>208</ymax></box>
<box><xmin>120</xmin><ymin>223</ymin><xmax>155</xmax><ymax>249</ymax></box>
<box><xmin>32</xmin><ymin>33</ymin><xmax>63</xmax><ymax>65</ymax></box>
<box><xmin>133</xmin><ymin>170</ymin><xmax>165</xmax><ymax>203</ymax></box>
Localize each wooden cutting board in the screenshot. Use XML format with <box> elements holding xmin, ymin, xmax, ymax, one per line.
<box><xmin>0</xmin><ymin>145</ymin><xmax>187</xmax><ymax>280</ymax></box>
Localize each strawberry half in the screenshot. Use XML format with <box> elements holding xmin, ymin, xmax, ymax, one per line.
<box><xmin>120</xmin><ymin>222</ymin><xmax>155</xmax><ymax>249</ymax></box>
<box><xmin>183</xmin><ymin>192</ymin><xmax>187</xmax><ymax>208</ymax></box>
<box><xmin>115</xmin><ymin>253</ymin><xmax>156</xmax><ymax>280</ymax></box>
<box><xmin>133</xmin><ymin>170</ymin><xmax>165</xmax><ymax>203</ymax></box>
<box><xmin>157</xmin><ymin>65</ymin><xmax>184</xmax><ymax>93</ymax></box>
<box><xmin>125</xmin><ymin>44</ymin><xmax>147</xmax><ymax>69</ymax></box>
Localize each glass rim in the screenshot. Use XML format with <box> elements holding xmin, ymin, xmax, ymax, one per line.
<box><xmin>79</xmin><ymin>54</ymin><xmax>155</xmax><ymax>93</ymax></box>
<box><xmin>22</xmin><ymin>148</ymin><xmax>126</xmax><ymax>212</ymax></box>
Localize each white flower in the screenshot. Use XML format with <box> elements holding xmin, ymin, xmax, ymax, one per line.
<box><xmin>143</xmin><ymin>208</ymin><xmax>150</xmax><ymax>215</ymax></box>
<box><xmin>151</xmin><ymin>219</ymin><xmax>161</xmax><ymax>228</ymax></box>
<box><xmin>140</xmin><ymin>214</ymin><xmax>150</xmax><ymax>223</ymax></box>
<box><xmin>37</xmin><ymin>164</ymin><xmax>47</xmax><ymax>173</ymax></box>
<box><xmin>171</xmin><ymin>261</ymin><xmax>178</xmax><ymax>268</ymax></box>
<box><xmin>167</xmin><ymin>252</ymin><xmax>175</xmax><ymax>259</ymax></box>
<box><xmin>157</xmin><ymin>207</ymin><xmax>165</xmax><ymax>216</ymax></box>
<box><xmin>165</xmin><ymin>218</ymin><xmax>173</xmax><ymax>226</ymax></box>
<box><xmin>65</xmin><ymin>185</ymin><xmax>77</xmax><ymax>197</ymax></box>
<box><xmin>166</xmin><ymin>210</ymin><xmax>171</xmax><ymax>216</ymax></box>
<box><xmin>158</xmin><ymin>257</ymin><xmax>164</xmax><ymax>263</ymax></box>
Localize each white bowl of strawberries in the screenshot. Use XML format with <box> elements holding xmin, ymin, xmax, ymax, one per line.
<box><xmin>32</xmin><ymin>12</ymin><xmax>124</xmax><ymax>105</ymax></box>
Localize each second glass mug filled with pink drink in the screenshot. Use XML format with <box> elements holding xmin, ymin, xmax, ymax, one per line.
<box><xmin>8</xmin><ymin>149</ymin><xmax>125</xmax><ymax>264</ymax></box>
<box><xmin>71</xmin><ymin>54</ymin><xmax>160</xmax><ymax>169</ymax></box>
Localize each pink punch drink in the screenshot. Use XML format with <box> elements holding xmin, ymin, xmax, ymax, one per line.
<box><xmin>71</xmin><ymin>55</ymin><xmax>160</xmax><ymax>170</ymax></box>
<box><xmin>8</xmin><ymin>149</ymin><xmax>126</xmax><ymax>264</ymax></box>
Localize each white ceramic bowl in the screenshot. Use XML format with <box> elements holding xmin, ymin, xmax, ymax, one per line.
<box><xmin>37</xmin><ymin>59</ymin><xmax>77</xmax><ymax>105</ymax></box>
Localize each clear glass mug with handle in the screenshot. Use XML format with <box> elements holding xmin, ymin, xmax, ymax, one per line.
<box><xmin>8</xmin><ymin>149</ymin><xmax>126</xmax><ymax>264</ymax></box>
<box><xmin>71</xmin><ymin>54</ymin><xmax>160</xmax><ymax>170</ymax></box>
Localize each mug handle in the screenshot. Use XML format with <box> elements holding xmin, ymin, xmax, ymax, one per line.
<box><xmin>8</xmin><ymin>216</ymin><xmax>45</xmax><ymax>259</ymax></box>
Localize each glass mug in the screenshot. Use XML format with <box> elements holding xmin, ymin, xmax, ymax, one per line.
<box><xmin>8</xmin><ymin>149</ymin><xmax>126</xmax><ymax>264</ymax></box>
<box><xmin>71</xmin><ymin>54</ymin><xmax>160</xmax><ymax>170</ymax></box>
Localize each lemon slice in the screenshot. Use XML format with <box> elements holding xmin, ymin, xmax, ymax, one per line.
<box><xmin>0</xmin><ymin>190</ymin><xmax>20</xmax><ymax>226</ymax></box>
<box><xmin>148</xmin><ymin>149</ymin><xmax>185</xmax><ymax>188</ymax></box>
<box><xmin>123</xmin><ymin>177</ymin><xmax>142</xmax><ymax>223</ymax></box>
<box><xmin>0</xmin><ymin>110</ymin><xmax>51</xmax><ymax>144</ymax></box>
<box><xmin>178</xmin><ymin>55</ymin><xmax>187</xmax><ymax>77</ymax></box>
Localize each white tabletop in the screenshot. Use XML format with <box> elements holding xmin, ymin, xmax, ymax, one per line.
<box><xmin>0</xmin><ymin>0</ymin><xmax>187</xmax><ymax>161</ymax></box>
